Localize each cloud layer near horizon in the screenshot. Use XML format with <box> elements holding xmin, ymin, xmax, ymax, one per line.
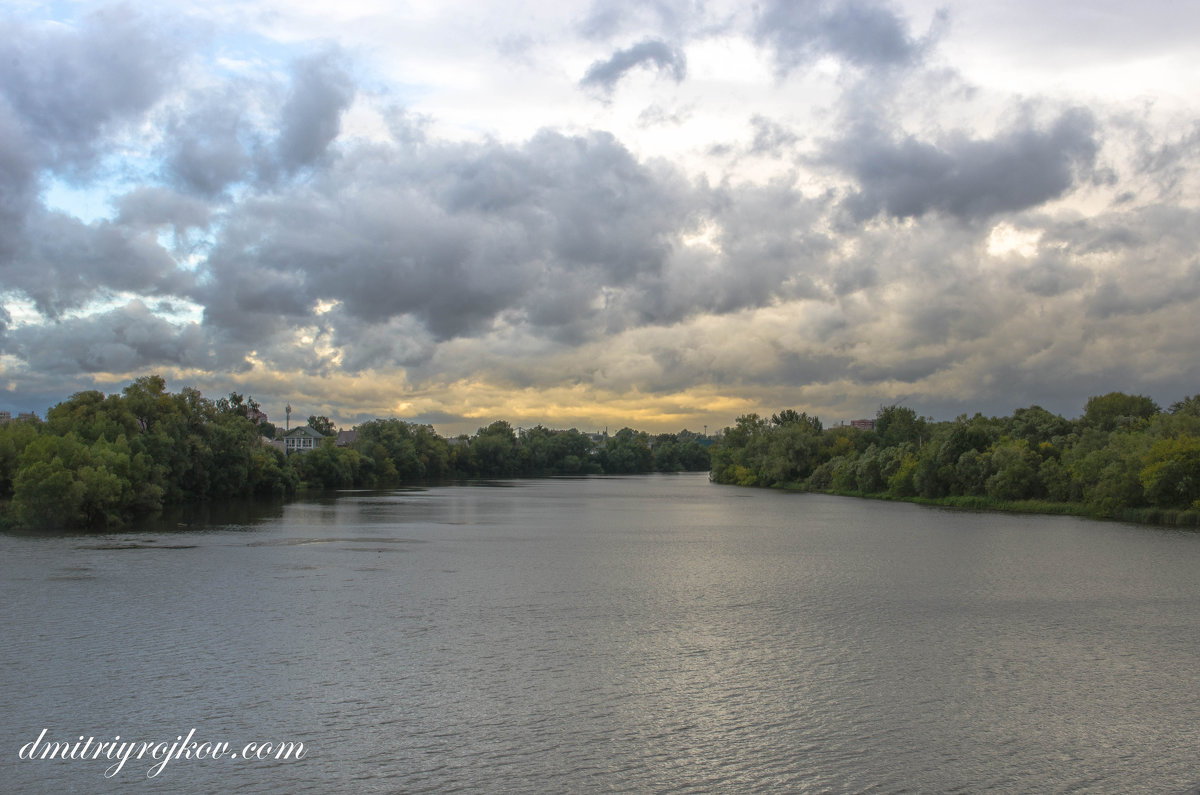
<box><xmin>1</xmin><ymin>0</ymin><xmax>1199</xmax><ymax>433</ymax></box>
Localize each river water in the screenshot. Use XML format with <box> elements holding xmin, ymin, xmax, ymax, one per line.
<box><xmin>2</xmin><ymin>473</ymin><xmax>1198</xmax><ymax>793</ymax></box>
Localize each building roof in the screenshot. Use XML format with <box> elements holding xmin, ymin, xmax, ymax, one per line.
<box><xmin>285</xmin><ymin>425</ymin><xmax>327</xmax><ymax>439</ymax></box>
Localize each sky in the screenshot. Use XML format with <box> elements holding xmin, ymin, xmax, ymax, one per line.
<box><xmin>1</xmin><ymin>0</ymin><xmax>1198</xmax><ymax>435</ymax></box>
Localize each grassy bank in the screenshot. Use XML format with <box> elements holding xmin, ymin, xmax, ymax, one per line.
<box><xmin>767</xmin><ymin>482</ymin><xmax>1200</xmax><ymax>527</ymax></box>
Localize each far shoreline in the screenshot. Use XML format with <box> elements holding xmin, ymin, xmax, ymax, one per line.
<box><xmin>744</xmin><ymin>480</ymin><xmax>1200</xmax><ymax>528</ymax></box>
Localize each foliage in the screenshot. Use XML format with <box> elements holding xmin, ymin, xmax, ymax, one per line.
<box><xmin>5</xmin><ymin>377</ymin><xmax>298</xmax><ymax>530</ymax></box>
<box><xmin>709</xmin><ymin>396</ymin><xmax>1200</xmax><ymax>523</ymax></box>
<box><xmin>1082</xmin><ymin>392</ymin><xmax>1160</xmax><ymax>432</ymax></box>
<box><xmin>1</xmin><ymin>376</ymin><xmax>708</xmax><ymax>530</ymax></box>
<box><xmin>307</xmin><ymin>415</ymin><xmax>337</xmax><ymax>436</ymax></box>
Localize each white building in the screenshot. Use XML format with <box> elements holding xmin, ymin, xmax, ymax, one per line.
<box><xmin>284</xmin><ymin>425</ymin><xmax>326</xmax><ymax>453</ymax></box>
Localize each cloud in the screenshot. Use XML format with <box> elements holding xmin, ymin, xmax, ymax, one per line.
<box><xmin>6</xmin><ymin>210</ymin><xmax>193</xmax><ymax>319</ymax></box>
<box><xmin>115</xmin><ymin>187</ymin><xmax>211</xmax><ymax>231</ymax></box>
<box><xmin>161</xmin><ymin>86</ymin><xmax>261</xmax><ymax>197</ymax></box>
<box><xmin>0</xmin><ymin>6</ymin><xmax>182</xmax><ymax>175</ymax></box>
<box><xmin>826</xmin><ymin>108</ymin><xmax>1098</xmax><ymax>222</ymax></box>
<box><xmin>578</xmin><ymin>0</ymin><xmax>699</xmax><ymax>40</ymax></box>
<box><xmin>5</xmin><ymin>300</ymin><xmax>210</xmax><ymax>375</ymax></box>
<box><xmin>754</xmin><ymin>0</ymin><xmax>931</xmax><ymax>74</ymax></box>
<box><xmin>580</xmin><ymin>39</ymin><xmax>687</xmax><ymax>94</ymax></box>
<box><xmin>748</xmin><ymin>115</ymin><xmax>801</xmax><ymax>157</ymax></box>
<box><xmin>189</xmin><ymin>127</ymin><xmax>698</xmax><ymax>360</ymax></box>
<box><xmin>0</xmin><ymin>105</ymin><xmax>37</xmax><ymax>261</ymax></box>
<box><xmin>160</xmin><ymin>51</ymin><xmax>355</xmax><ymax>195</ymax></box>
<box><xmin>637</xmin><ymin>103</ymin><xmax>693</xmax><ymax>128</ymax></box>
<box><xmin>1133</xmin><ymin>121</ymin><xmax>1200</xmax><ymax>199</ymax></box>
<box><xmin>0</xmin><ymin>5</ymin><xmax>184</xmax><ymax>276</ymax></box>
<box><xmin>276</xmin><ymin>51</ymin><xmax>356</xmax><ymax>173</ymax></box>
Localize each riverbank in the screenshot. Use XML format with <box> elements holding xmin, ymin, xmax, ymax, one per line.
<box><xmin>765</xmin><ymin>481</ymin><xmax>1200</xmax><ymax>527</ymax></box>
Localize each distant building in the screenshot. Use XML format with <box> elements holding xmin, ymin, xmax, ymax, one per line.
<box><xmin>0</xmin><ymin>411</ymin><xmax>39</xmax><ymax>424</ymax></box>
<box><xmin>283</xmin><ymin>425</ymin><xmax>326</xmax><ymax>453</ymax></box>
<box><xmin>335</xmin><ymin>430</ymin><xmax>358</xmax><ymax>447</ymax></box>
<box><xmin>585</xmin><ymin>430</ymin><xmax>608</xmax><ymax>448</ymax></box>
<box><xmin>850</xmin><ymin>419</ymin><xmax>875</xmax><ymax>431</ymax></box>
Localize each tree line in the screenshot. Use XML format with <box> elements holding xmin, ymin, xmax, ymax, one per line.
<box><xmin>709</xmin><ymin>393</ymin><xmax>1200</xmax><ymax>524</ymax></box>
<box><xmin>0</xmin><ymin>376</ymin><xmax>710</xmax><ymax>530</ymax></box>
<box><xmin>295</xmin><ymin>420</ymin><xmax>709</xmax><ymax>491</ymax></box>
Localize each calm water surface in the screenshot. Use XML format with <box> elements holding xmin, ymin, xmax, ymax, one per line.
<box><xmin>2</xmin><ymin>473</ymin><xmax>1198</xmax><ymax>793</ymax></box>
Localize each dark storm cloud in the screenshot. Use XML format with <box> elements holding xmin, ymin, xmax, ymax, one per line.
<box><xmin>832</xmin><ymin>263</ymin><xmax>877</xmax><ymax>295</ymax></box>
<box><xmin>0</xmin><ymin>106</ymin><xmax>36</xmax><ymax>261</ymax></box>
<box><xmin>1008</xmin><ymin>256</ymin><xmax>1091</xmax><ymax>298</ymax></box>
<box><xmin>771</xmin><ymin>351</ymin><xmax>855</xmax><ymax>386</ymax></box>
<box><xmin>0</xmin><ymin>6</ymin><xmax>181</xmax><ymax>175</ymax></box>
<box><xmin>276</xmin><ymin>52</ymin><xmax>356</xmax><ymax>173</ymax></box>
<box><xmin>6</xmin><ymin>301</ymin><xmax>210</xmax><ymax>375</ymax></box>
<box><xmin>848</xmin><ymin>355</ymin><xmax>948</xmax><ymax>384</ymax></box>
<box><xmin>161</xmin><ymin>52</ymin><xmax>354</xmax><ymax>195</ymax></box>
<box><xmin>754</xmin><ymin>0</ymin><xmax>930</xmax><ymax>74</ymax></box>
<box><xmin>1086</xmin><ymin>263</ymin><xmax>1200</xmax><ymax>320</ymax></box>
<box><xmin>7</xmin><ymin>211</ymin><xmax>193</xmax><ymax>319</ymax></box>
<box><xmin>115</xmin><ymin>187</ymin><xmax>211</xmax><ymax>231</ymax></box>
<box><xmin>161</xmin><ymin>87</ymin><xmax>260</xmax><ymax>197</ymax></box>
<box><xmin>616</xmin><ymin>179</ymin><xmax>834</xmax><ymax>327</ymax></box>
<box><xmin>193</xmin><ymin>128</ymin><xmax>698</xmax><ymax>358</ymax></box>
<box><xmin>580</xmin><ymin>39</ymin><xmax>687</xmax><ymax>94</ymax></box>
<box><xmin>328</xmin><ymin>312</ymin><xmax>436</xmax><ymax>372</ymax></box>
<box><xmin>827</xmin><ymin>108</ymin><xmax>1098</xmax><ymax>222</ymax></box>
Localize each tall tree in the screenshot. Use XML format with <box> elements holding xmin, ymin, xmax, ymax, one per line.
<box><xmin>308</xmin><ymin>415</ymin><xmax>337</xmax><ymax>436</ymax></box>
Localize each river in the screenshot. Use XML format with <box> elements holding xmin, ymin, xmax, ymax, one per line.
<box><xmin>2</xmin><ymin>473</ymin><xmax>1198</xmax><ymax>793</ymax></box>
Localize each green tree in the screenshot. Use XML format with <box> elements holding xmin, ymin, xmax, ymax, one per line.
<box><xmin>1067</xmin><ymin>430</ymin><xmax>1151</xmax><ymax>514</ymax></box>
<box><xmin>761</xmin><ymin>422</ymin><xmax>822</xmax><ymax>486</ymax></box>
<box><xmin>44</xmin><ymin>390</ymin><xmax>138</xmax><ymax>443</ymax></box>
<box><xmin>470</xmin><ymin>421</ymin><xmax>518</xmax><ymax>477</ymax></box>
<box><xmin>676</xmin><ymin>438</ymin><xmax>710</xmax><ymax>472</ymax></box>
<box><xmin>308</xmin><ymin>415</ymin><xmax>337</xmax><ymax>436</ymax></box>
<box><xmin>1008</xmin><ymin>405</ymin><xmax>1073</xmax><ymax>444</ymax></box>
<box><xmin>1082</xmin><ymin>392</ymin><xmax>1160</xmax><ymax>432</ymax></box>
<box><xmin>1168</xmin><ymin>395</ymin><xmax>1200</xmax><ymax>418</ymax></box>
<box><xmin>1139</xmin><ymin>435</ymin><xmax>1200</xmax><ymax>509</ymax></box>
<box><xmin>11</xmin><ymin>434</ymin><xmax>153</xmax><ymax>528</ymax></box>
<box><xmin>0</xmin><ymin>419</ymin><xmax>40</xmax><ymax>498</ymax></box>
<box><xmin>875</xmin><ymin>405</ymin><xmax>928</xmax><ymax>448</ymax></box>
<box><xmin>771</xmin><ymin>409</ymin><xmax>823</xmax><ymax>433</ymax></box>
<box><xmin>600</xmin><ymin>428</ymin><xmax>654</xmax><ymax>474</ymax></box>
<box><xmin>985</xmin><ymin>440</ymin><xmax>1044</xmax><ymax>501</ymax></box>
<box><xmin>709</xmin><ymin>414</ymin><xmax>769</xmax><ymax>485</ymax></box>
<box><xmin>886</xmin><ymin>452</ymin><xmax>920</xmax><ymax>497</ymax></box>
<box><xmin>297</xmin><ymin>439</ymin><xmax>359</xmax><ymax>490</ymax></box>
<box><xmin>354</xmin><ymin>419</ymin><xmax>421</xmax><ymax>482</ymax></box>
